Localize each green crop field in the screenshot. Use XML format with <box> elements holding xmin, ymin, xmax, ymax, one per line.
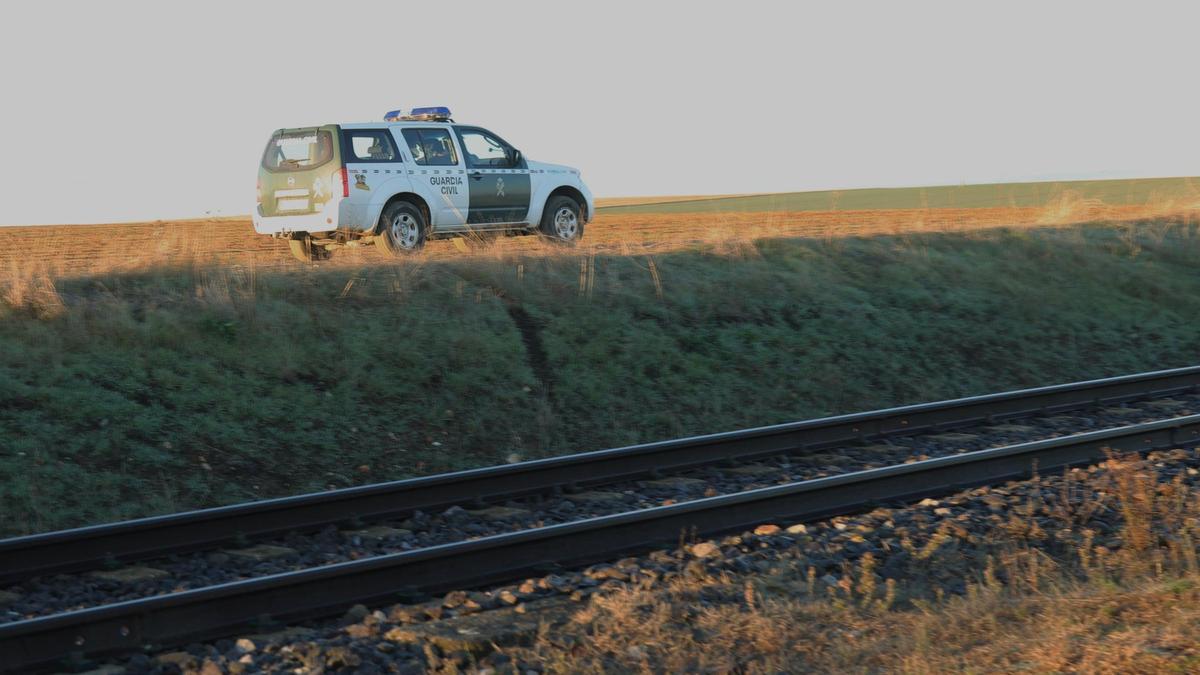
<box><xmin>600</xmin><ymin>176</ymin><xmax>1200</xmax><ymax>214</ymax></box>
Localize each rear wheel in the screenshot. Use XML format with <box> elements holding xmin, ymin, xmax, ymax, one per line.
<box><xmin>288</xmin><ymin>235</ymin><xmax>330</xmax><ymax>263</ymax></box>
<box><xmin>377</xmin><ymin>201</ymin><xmax>427</xmax><ymax>256</ymax></box>
<box><xmin>539</xmin><ymin>196</ymin><xmax>583</xmax><ymax>245</ymax></box>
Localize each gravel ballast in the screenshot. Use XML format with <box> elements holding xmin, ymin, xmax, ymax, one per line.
<box><xmin>3</xmin><ymin>394</ymin><xmax>1198</xmax><ymax>626</ymax></box>
<box><xmin>61</xmin><ymin>444</ymin><xmax>1200</xmax><ymax>674</ymax></box>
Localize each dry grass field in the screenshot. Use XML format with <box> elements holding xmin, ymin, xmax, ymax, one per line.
<box><xmin>0</xmin><ymin>193</ymin><xmax>1191</xmax><ymax>287</ymax></box>
<box><xmin>593</xmin><ymin>194</ymin><xmax>744</xmax><ymax>208</ymax></box>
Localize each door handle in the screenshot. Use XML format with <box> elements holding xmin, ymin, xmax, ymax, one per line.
<box><xmin>470</xmin><ymin>173</ymin><xmax>484</xmax><ymax>181</ymax></box>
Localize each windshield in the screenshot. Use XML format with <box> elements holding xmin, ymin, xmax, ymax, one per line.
<box><xmin>261</xmin><ymin>130</ymin><xmax>334</xmax><ymax>172</ymax></box>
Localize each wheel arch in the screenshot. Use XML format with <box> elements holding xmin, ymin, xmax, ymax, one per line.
<box><xmin>546</xmin><ymin>185</ymin><xmax>589</xmax><ymax>222</ymax></box>
<box><xmin>373</xmin><ymin>192</ymin><xmax>431</xmax><ymax>235</ymax></box>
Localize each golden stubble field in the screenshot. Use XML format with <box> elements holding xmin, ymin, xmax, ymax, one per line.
<box><xmin>0</xmin><ymin>197</ymin><xmax>1191</xmax><ymax>285</ymax></box>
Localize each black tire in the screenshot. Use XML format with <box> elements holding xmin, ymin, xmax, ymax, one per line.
<box><xmin>539</xmin><ymin>195</ymin><xmax>584</xmax><ymax>245</ymax></box>
<box><xmin>377</xmin><ymin>201</ymin><xmax>428</xmax><ymax>256</ymax></box>
<box><xmin>288</xmin><ymin>235</ymin><xmax>330</xmax><ymax>263</ymax></box>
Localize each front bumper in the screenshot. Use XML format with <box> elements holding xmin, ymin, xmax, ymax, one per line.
<box><xmin>580</xmin><ymin>183</ymin><xmax>596</xmax><ymax>222</ymax></box>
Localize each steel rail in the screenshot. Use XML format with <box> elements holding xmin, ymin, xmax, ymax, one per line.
<box><xmin>2</xmin><ymin>366</ymin><xmax>1198</xmax><ymax>586</ymax></box>
<box><xmin>3</xmin><ymin>415</ymin><xmax>1200</xmax><ymax>671</ymax></box>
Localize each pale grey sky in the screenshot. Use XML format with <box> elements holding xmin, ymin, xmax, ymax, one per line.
<box><xmin>1</xmin><ymin>0</ymin><xmax>1196</xmax><ymax>225</ymax></box>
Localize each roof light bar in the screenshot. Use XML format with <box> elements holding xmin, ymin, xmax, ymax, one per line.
<box><xmin>383</xmin><ymin>106</ymin><xmax>453</xmax><ymax>122</ymax></box>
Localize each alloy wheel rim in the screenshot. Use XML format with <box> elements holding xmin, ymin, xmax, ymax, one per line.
<box><xmin>554</xmin><ymin>207</ymin><xmax>578</xmax><ymax>239</ymax></box>
<box><xmin>391</xmin><ymin>213</ymin><xmax>419</xmax><ymax>248</ymax></box>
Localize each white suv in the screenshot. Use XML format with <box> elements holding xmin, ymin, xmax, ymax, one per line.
<box><xmin>254</xmin><ymin>107</ymin><xmax>594</xmax><ymax>261</ymax></box>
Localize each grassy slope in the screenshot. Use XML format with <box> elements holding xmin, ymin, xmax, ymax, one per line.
<box><xmin>600</xmin><ymin>176</ymin><xmax>1200</xmax><ymax>214</ymax></box>
<box><xmin>2</xmin><ymin>219</ymin><xmax>1200</xmax><ymax>535</ymax></box>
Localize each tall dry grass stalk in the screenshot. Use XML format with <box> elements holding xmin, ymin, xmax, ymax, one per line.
<box><xmin>1</xmin><ymin>259</ymin><xmax>65</xmax><ymax>318</ymax></box>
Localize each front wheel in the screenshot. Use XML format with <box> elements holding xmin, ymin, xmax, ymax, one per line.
<box><xmin>377</xmin><ymin>201</ymin><xmax>428</xmax><ymax>256</ymax></box>
<box><xmin>539</xmin><ymin>196</ymin><xmax>584</xmax><ymax>245</ymax></box>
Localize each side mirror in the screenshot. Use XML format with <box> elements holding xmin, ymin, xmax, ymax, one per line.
<box><xmin>509</xmin><ymin>149</ymin><xmax>522</xmax><ymax>167</ymax></box>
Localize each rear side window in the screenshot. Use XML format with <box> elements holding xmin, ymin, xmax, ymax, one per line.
<box><xmin>401</xmin><ymin>128</ymin><xmax>459</xmax><ymax>166</ymax></box>
<box><xmin>343</xmin><ymin>129</ymin><xmax>399</xmax><ymax>162</ymax></box>
<box><xmin>261</xmin><ymin>130</ymin><xmax>333</xmax><ymax>172</ymax></box>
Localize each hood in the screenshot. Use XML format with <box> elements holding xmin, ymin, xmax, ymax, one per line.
<box><xmin>526</xmin><ymin>160</ymin><xmax>579</xmax><ymax>175</ymax></box>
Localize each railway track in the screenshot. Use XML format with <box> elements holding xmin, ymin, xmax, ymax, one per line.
<box><xmin>3</xmin><ymin>367</ymin><xmax>1200</xmax><ymax>671</ymax></box>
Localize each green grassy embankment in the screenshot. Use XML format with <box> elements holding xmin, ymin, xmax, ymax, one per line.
<box><xmin>2</xmin><ymin>218</ymin><xmax>1199</xmax><ymax>535</ymax></box>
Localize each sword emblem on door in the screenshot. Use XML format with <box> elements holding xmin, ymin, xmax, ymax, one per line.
<box><xmin>496</xmin><ymin>177</ymin><xmax>505</xmax><ymax>197</ymax></box>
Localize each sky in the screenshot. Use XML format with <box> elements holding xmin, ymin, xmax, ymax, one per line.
<box><xmin>1</xmin><ymin>0</ymin><xmax>1197</xmax><ymax>225</ymax></box>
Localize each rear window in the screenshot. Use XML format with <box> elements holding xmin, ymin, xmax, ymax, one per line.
<box><xmin>261</xmin><ymin>130</ymin><xmax>334</xmax><ymax>172</ymax></box>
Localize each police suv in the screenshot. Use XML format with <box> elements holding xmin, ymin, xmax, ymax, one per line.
<box><xmin>254</xmin><ymin>107</ymin><xmax>594</xmax><ymax>261</ymax></box>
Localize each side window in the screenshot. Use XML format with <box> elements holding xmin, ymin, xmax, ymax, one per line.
<box><xmin>343</xmin><ymin>129</ymin><xmax>399</xmax><ymax>162</ymax></box>
<box><xmin>400</xmin><ymin>128</ymin><xmax>458</xmax><ymax>167</ymax></box>
<box><xmin>458</xmin><ymin>129</ymin><xmax>513</xmax><ymax>168</ymax></box>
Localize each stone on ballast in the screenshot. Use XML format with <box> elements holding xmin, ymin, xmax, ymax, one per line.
<box><xmin>224</xmin><ymin>544</ymin><xmax>297</xmax><ymax>561</ymax></box>
<box><xmin>1043</xmin><ymin>415</ymin><xmax>1084</xmax><ymax>425</ymax></box>
<box><xmin>785</xmin><ymin>524</ymin><xmax>808</xmax><ymax>535</ymax></box>
<box><xmin>690</xmin><ymin>541</ymin><xmax>721</xmax><ymax>558</ymax></box>
<box><xmin>983</xmin><ymin>424</ymin><xmax>1035</xmax><ymax>434</ymax></box>
<box><xmin>641</xmin><ymin>477</ymin><xmax>708</xmax><ymax>490</ymax></box>
<box><xmin>564</xmin><ymin>491</ymin><xmax>625</xmax><ymax>505</ymax></box>
<box><xmin>443</xmin><ymin>590</ymin><xmax>469</xmax><ymax>608</ymax></box>
<box><xmin>725</xmin><ymin>465</ymin><xmax>778</xmax><ymax>478</ymax></box>
<box><xmin>384</xmin><ymin>598</ymin><xmax>573</xmax><ymax>654</ymax></box>
<box><xmin>1102</xmin><ymin>407</ymin><xmax>1141</xmax><ymax>417</ymax></box>
<box><xmin>467</xmin><ymin>506</ymin><xmax>531</xmax><ymax>521</ymax></box>
<box><xmin>244</xmin><ymin>626</ymin><xmax>315</xmax><ymax>644</ymax></box>
<box><xmin>341</xmin><ymin>525</ymin><xmax>412</xmax><ymax>542</ymax></box>
<box><xmin>90</xmin><ymin>566</ymin><xmax>170</xmax><ymax>583</ymax></box>
<box><xmin>982</xmin><ymin>495</ymin><xmax>1009</xmax><ymax>511</ymax></box>
<box><xmin>1142</xmin><ymin>399</ymin><xmax>1185</xmax><ymax>410</ymax></box>
<box><xmin>0</xmin><ymin>590</ymin><xmax>20</xmax><ymax>605</ymax></box>
<box><xmin>345</xmin><ymin>619</ymin><xmax>376</xmax><ymax>634</ymax></box>
<box><xmin>929</xmin><ymin>433</ymin><xmax>977</xmax><ymax>444</ymax></box>
<box><xmin>586</xmin><ymin>565</ymin><xmax>629</xmax><ymax>582</ymax></box>
<box><xmin>753</xmin><ymin>524</ymin><xmax>782</xmax><ymax>535</ymax></box>
<box><xmin>78</xmin><ymin>666</ymin><xmax>127</xmax><ymax>675</ymax></box>
<box><xmin>234</xmin><ymin>638</ymin><xmax>257</xmax><ymax>654</ymax></box>
<box><xmin>156</xmin><ymin>652</ymin><xmax>197</xmax><ymax>669</ymax></box>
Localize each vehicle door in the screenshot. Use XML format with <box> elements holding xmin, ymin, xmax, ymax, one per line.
<box><xmin>341</xmin><ymin>128</ymin><xmax>405</xmax><ymax>230</ymax></box>
<box><xmin>258</xmin><ymin>125</ymin><xmax>341</xmax><ymax>220</ymax></box>
<box><xmin>399</xmin><ymin>127</ymin><xmax>469</xmax><ymax>229</ymax></box>
<box><xmin>454</xmin><ymin>126</ymin><xmax>531</xmax><ymax>226</ymax></box>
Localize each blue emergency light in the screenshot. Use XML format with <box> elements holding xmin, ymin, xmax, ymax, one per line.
<box><xmin>383</xmin><ymin>106</ymin><xmax>453</xmax><ymax>122</ymax></box>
